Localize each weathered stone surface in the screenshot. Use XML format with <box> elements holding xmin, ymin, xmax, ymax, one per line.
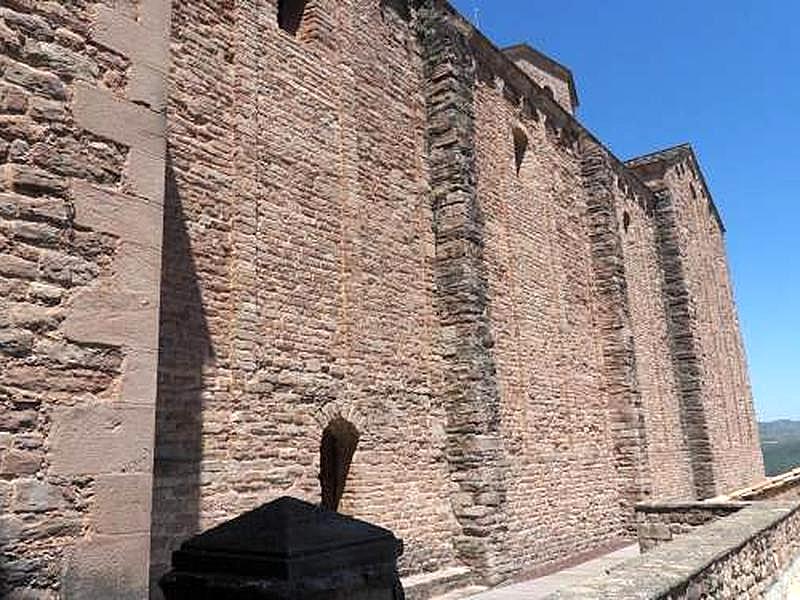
<box><xmin>1</xmin><ymin>164</ymin><xmax>67</xmax><ymax>196</ymax></box>
<box><xmin>1</xmin><ymin>56</ymin><xmax>65</xmax><ymax>99</ymax></box>
<box><xmin>0</xmin><ymin>327</ymin><xmax>34</xmax><ymax>356</ymax></box>
<box><xmin>0</xmin><ymin>408</ymin><xmax>38</xmax><ymax>431</ymax></box>
<box><xmin>49</xmin><ymin>404</ymin><xmax>154</xmax><ymax>476</ymax></box>
<box><xmin>550</xmin><ymin>503</ymin><xmax>800</xmax><ymax>600</ymax></box>
<box><xmin>0</xmin><ymin>450</ymin><xmax>41</xmax><ymax>475</ymax></box>
<box><xmin>11</xmin><ymin>479</ymin><xmax>64</xmax><ymax>513</ymax></box>
<box><xmin>64</xmin><ymin>534</ymin><xmax>150</xmax><ymax>600</ymax></box>
<box><xmin>1</xmin><ymin>301</ymin><xmax>61</xmax><ymax>330</ymax></box>
<box><xmin>23</xmin><ymin>41</ymin><xmax>99</xmax><ymax>81</ymax></box>
<box><xmin>95</xmin><ymin>473</ymin><xmax>153</xmax><ymax>534</ymax></box>
<box><xmin>0</xmin><ymin>253</ymin><xmax>37</xmax><ymax>280</ymax></box>
<box><xmin>39</xmin><ymin>249</ymin><xmax>98</xmax><ymax>286</ymax></box>
<box><xmin>0</xmin><ymin>82</ymin><xmax>28</xmax><ymax>112</ymax></box>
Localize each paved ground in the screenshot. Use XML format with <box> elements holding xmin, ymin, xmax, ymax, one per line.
<box><xmin>466</xmin><ymin>545</ymin><xmax>640</xmax><ymax>599</ymax></box>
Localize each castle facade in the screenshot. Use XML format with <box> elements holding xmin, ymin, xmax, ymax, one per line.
<box><xmin>0</xmin><ymin>0</ymin><xmax>763</xmax><ymax>597</ymax></box>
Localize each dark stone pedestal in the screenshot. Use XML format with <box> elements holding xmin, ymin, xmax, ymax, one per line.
<box><xmin>159</xmin><ymin>497</ymin><xmax>405</xmax><ymax>600</ymax></box>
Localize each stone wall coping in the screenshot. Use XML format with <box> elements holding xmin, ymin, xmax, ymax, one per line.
<box><xmin>715</xmin><ymin>466</ymin><xmax>800</xmax><ymax>502</ymax></box>
<box><xmin>635</xmin><ymin>500</ymin><xmax>751</xmax><ymax>513</ymax></box>
<box><xmin>548</xmin><ymin>501</ymin><xmax>800</xmax><ymax>599</ymax></box>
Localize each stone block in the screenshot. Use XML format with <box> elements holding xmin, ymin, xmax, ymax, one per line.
<box><xmin>49</xmin><ymin>404</ymin><xmax>155</xmax><ymax>476</ymax></box>
<box><xmin>23</xmin><ymin>41</ymin><xmax>99</xmax><ymax>81</ymax></box>
<box><xmin>28</xmin><ymin>281</ymin><xmax>63</xmax><ymax>304</ymax></box>
<box><xmin>28</xmin><ymin>97</ymin><xmax>66</xmax><ymax>122</ymax></box>
<box><xmin>0</xmin><ymin>8</ymin><xmax>54</xmax><ymax>41</ymax></box>
<box><xmin>130</xmin><ymin>62</ymin><xmax>168</xmax><ymax>112</ymax></box>
<box><xmin>0</xmin><ymin>514</ymin><xmax>23</xmax><ymax>545</ymax></box>
<box><xmin>70</xmin><ymin>180</ymin><xmax>162</xmax><ymax>248</ymax></box>
<box><xmin>72</xmin><ymin>83</ymin><xmax>165</xmax><ymax>158</ymax></box>
<box><xmin>64</xmin><ymin>534</ymin><xmax>150</xmax><ymax>600</ymax></box>
<box><xmin>39</xmin><ymin>249</ymin><xmax>98</xmax><ymax>287</ymax></box>
<box><xmin>121</xmin><ymin>349</ymin><xmax>158</xmax><ymax>406</ymax></box>
<box><xmin>2</xmin><ymin>301</ymin><xmax>60</xmax><ymax>329</ymax></box>
<box><xmin>95</xmin><ymin>473</ymin><xmax>153</xmax><ymax>534</ymax></box>
<box><xmin>62</xmin><ymin>282</ymin><xmax>159</xmax><ymax>349</ymax></box>
<box><xmin>0</xmin><ymin>408</ymin><xmax>38</xmax><ymax>432</ymax></box>
<box><xmin>8</xmin><ymin>138</ymin><xmax>29</xmax><ymax>161</ymax></box>
<box><xmin>1</xmin><ymin>56</ymin><xmax>65</xmax><ymax>99</ymax></box>
<box><xmin>13</xmin><ymin>194</ymin><xmax>67</xmax><ymax>222</ymax></box>
<box><xmin>0</xmin><ymin>83</ymin><xmax>28</xmax><ymax>113</ymax></box>
<box><xmin>20</xmin><ymin>513</ymin><xmax>81</xmax><ymax>542</ymax></box>
<box><xmin>1</xmin><ymin>163</ymin><xmax>67</xmax><ymax>196</ymax></box>
<box><xmin>11</xmin><ymin>479</ymin><xmax>64</xmax><ymax>513</ymax></box>
<box><xmin>91</xmin><ymin>5</ymin><xmax>169</xmax><ymax>65</ymax></box>
<box><xmin>12</xmin><ymin>220</ymin><xmax>60</xmax><ymax>245</ymax></box>
<box><xmin>0</xmin><ymin>327</ymin><xmax>34</xmax><ymax>356</ymax></box>
<box><xmin>0</xmin><ymin>253</ymin><xmax>37</xmax><ymax>280</ymax></box>
<box><xmin>129</xmin><ymin>147</ymin><xmax>167</xmax><ymax>201</ymax></box>
<box><xmin>0</xmin><ymin>450</ymin><xmax>41</xmax><ymax>475</ymax></box>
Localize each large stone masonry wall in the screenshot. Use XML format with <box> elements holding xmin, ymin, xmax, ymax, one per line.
<box><xmin>151</xmin><ymin>0</ymin><xmax>464</xmax><ymax>594</ymax></box>
<box><xmin>630</xmin><ymin>149</ymin><xmax>764</xmax><ymax>497</ymax></box>
<box><xmin>659</xmin><ymin>160</ymin><xmax>763</xmax><ymax>494</ymax></box>
<box><xmin>0</xmin><ymin>0</ymin><xmax>168</xmax><ymax>598</ymax></box>
<box><xmin>604</xmin><ymin>163</ymin><xmax>694</xmax><ymax>502</ymax></box>
<box><xmin>149</xmin><ymin>0</ymin><xmax>238</xmax><ymax>594</ymax></box>
<box><xmin>0</xmin><ymin>0</ymin><xmax>766</xmax><ymax>597</ymax></box>
<box><xmin>473</xmin><ymin>81</ymin><xmax>627</xmax><ymax>574</ymax></box>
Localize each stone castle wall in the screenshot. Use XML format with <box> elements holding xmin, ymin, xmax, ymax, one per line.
<box><xmin>0</xmin><ymin>0</ymin><xmax>765</xmax><ymax>598</ymax></box>
<box><xmin>0</xmin><ymin>0</ymin><xmax>169</xmax><ymax>598</ymax></box>
<box><xmin>152</xmin><ymin>0</ymin><xmax>464</xmax><ymax>594</ymax></box>
<box><xmin>660</xmin><ymin>164</ymin><xmax>764</xmax><ymax>494</ymax></box>
<box><xmin>474</xmin><ymin>84</ymin><xmax>625</xmax><ymax>573</ymax></box>
<box><xmin>630</xmin><ymin>151</ymin><xmax>765</xmax><ymax>497</ymax></box>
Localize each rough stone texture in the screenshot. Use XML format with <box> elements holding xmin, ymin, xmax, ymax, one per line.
<box><xmin>635</xmin><ymin>501</ymin><xmax>747</xmax><ymax>552</ymax></box>
<box><xmin>1</xmin><ymin>0</ymin><xmax>765</xmax><ymax>598</ymax></box>
<box><xmin>629</xmin><ymin>146</ymin><xmax>765</xmax><ymax>498</ymax></box>
<box><xmin>549</xmin><ymin>502</ymin><xmax>800</xmax><ymax>599</ymax></box>
<box><xmin>151</xmin><ymin>0</ymin><xmax>460</xmax><ymax>596</ymax></box>
<box><xmin>502</xmin><ymin>44</ymin><xmax>578</xmax><ymax>115</ymax></box>
<box><xmin>0</xmin><ymin>0</ymin><xmax>169</xmax><ymax>598</ymax></box>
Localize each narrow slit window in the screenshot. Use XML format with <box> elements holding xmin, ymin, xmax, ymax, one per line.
<box><xmin>623</xmin><ymin>211</ymin><xmax>631</xmax><ymax>233</ymax></box>
<box><xmin>320</xmin><ymin>418</ymin><xmax>359</xmax><ymax>512</ymax></box>
<box><xmin>512</xmin><ymin>126</ymin><xmax>529</xmax><ymax>175</ymax></box>
<box><xmin>278</xmin><ymin>0</ymin><xmax>308</xmax><ymax>36</ymax></box>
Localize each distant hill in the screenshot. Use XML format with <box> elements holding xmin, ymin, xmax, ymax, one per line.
<box><xmin>759</xmin><ymin>420</ymin><xmax>800</xmax><ymax>476</ymax></box>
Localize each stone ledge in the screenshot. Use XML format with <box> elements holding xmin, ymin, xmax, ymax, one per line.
<box><xmin>549</xmin><ymin>501</ymin><xmax>800</xmax><ymax>599</ymax></box>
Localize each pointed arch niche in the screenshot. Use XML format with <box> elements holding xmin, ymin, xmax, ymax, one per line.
<box><xmin>319</xmin><ymin>417</ymin><xmax>360</xmax><ymax>512</ymax></box>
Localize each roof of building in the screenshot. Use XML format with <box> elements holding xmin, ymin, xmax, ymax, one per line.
<box><xmin>502</xmin><ymin>43</ymin><xmax>580</xmax><ymax>110</ymax></box>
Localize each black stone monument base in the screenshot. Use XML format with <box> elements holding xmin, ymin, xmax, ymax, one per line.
<box><xmin>161</xmin><ymin>564</ymin><xmax>401</xmax><ymax>600</ymax></box>
<box><xmin>159</xmin><ymin>497</ymin><xmax>404</xmax><ymax>600</ymax></box>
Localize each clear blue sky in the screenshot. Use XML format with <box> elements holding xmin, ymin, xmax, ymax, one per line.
<box><xmin>451</xmin><ymin>0</ymin><xmax>800</xmax><ymax>422</ymax></box>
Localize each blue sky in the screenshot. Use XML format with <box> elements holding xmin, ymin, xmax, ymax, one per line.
<box><xmin>451</xmin><ymin>0</ymin><xmax>800</xmax><ymax>422</ymax></box>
